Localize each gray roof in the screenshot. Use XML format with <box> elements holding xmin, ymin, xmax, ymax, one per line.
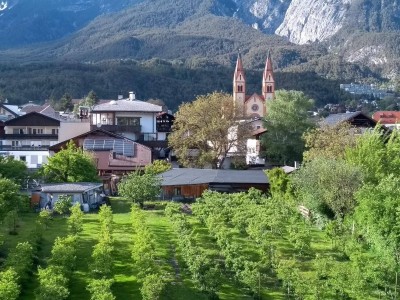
<box><xmin>40</xmin><ymin>182</ymin><xmax>102</xmax><ymax>193</ymax></box>
<box><xmin>160</xmin><ymin>168</ymin><xmax>269</xmax><ymax>186</ymax></box>
<box><xmin>92</xmin><ymin>99</ymin><xmax>162</xmax><ymax>113</ymax></box>
<box><xmin>321</xmin><ymin>111</ymin><xmax>362</xmax><ymax>126</ymax></box>
<box><xmin>3</xmin><ymin>104</ymin><xmax>21</xmax><ymax>116</ymax></box>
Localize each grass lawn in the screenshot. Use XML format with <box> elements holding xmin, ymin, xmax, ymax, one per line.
<box><xmin>0</xmin><ymin>197</ymin><xmax>334</xmax><ymax>299</ymax></box>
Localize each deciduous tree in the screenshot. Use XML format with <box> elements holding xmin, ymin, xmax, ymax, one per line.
<box><xmin>118</xmin><ymin>172</ymin><xmax>161</xmax><ymax>208</ymax></box>
<box><xmin>39</xmin><ymin>141</ymin><xmax>99</xmax><ymax>183</ymax></box>
<box><xmin>303</xmin><ymin>122</ymin><xmax>358</xmax><ymax>161</ymax></box>
<box><xmin>0</xmin><ymin>156</ymin><xmax>27</xmax><ymax>186</ymax></box>
<box><xmin>262</xmin><ymin>90</ymin><xmax>315</xmax><ymax>165</ymax></box>
<box><xmin>168</xmin><ymin>92</ymin><xmax>251</xmax><ymax>168</ymax></box>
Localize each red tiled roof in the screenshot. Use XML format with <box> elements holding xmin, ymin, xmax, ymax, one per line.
<box><xmin>372</xmin><ymin>111</ymin><xmax>400</xmax><ymax>124</ymax></box>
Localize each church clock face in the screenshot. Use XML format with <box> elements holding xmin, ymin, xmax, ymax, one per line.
<box><xmin>251</xmin><ymin>104</ymin><xmax>259</xmax><ymax>112</ymax></box>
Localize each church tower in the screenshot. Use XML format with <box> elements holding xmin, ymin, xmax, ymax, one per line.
<box><xmin>262</xmin><ymin>50</ymin><xmax>275</xmax><ymax>102</ymax></box>
<box><xmin>233</xmin><ymin>52</ymin><xmax>246</xmax><ymax>109</ymax></box>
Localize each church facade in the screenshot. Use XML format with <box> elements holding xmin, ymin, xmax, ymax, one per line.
<box><xmin>233</xmin><ymin>51</ymin><xmax>275</xmax><ymax>119</ymax></box>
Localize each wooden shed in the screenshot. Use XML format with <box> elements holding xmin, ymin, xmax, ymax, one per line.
<box><xmin>159</xmin><ymin>168</ymin><xmax>269</xmax><ymax>200</ymax></box>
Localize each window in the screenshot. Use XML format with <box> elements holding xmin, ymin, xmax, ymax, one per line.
<box><xmin>117</xmin><ymin>117</ymin><xmax>140</xmax><ymax>126</ymax></box>
<box><xmin>267</xmin><ymin>85</ymin><xmax>273</xmax><ymax>93</ymax></box>
<box><xmin>52</xmin><ymin>129</ymin><xmax>59</xmax><ymax>135</ymax></box>
<box><xmin>174</xmin><ymin>187</ymin><xmax>181</xmax><ymax>196</ymax></box>
<box><xmin>251</xmin><ymin>104</ymin><xmax>259</xmax><ymax>112</ymax></box>
<box><xmin>20</xmin><ymin>156</ymin><xmax>26</xmax><ymax>162</ymax></box>
<box><xmin>32</xmin><ymin>129</ymin><xmax>43</xmax><ymax>134</ymax></box>
<box><xmin>12</xmin><ymin>141</ymin><xmax>21</xmax><ymax>147</ymax></box>
<box><xmin>238</xmin><ymin>85</ymin><xmax>243</xmax><ymax>92</ymax></box>
<box><xmin>13</xmin><ymin>128</ymin><xmax>24</xmax><ymax>134</ymax></box>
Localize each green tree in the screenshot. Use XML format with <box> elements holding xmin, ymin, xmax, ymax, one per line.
<box><xmin>144</xmin><ymin>160</ymin><xmax>172</xmax><ymax>175</ymax></box>
<box><xmin>87</xmin><ymin>278</ymin><xmax>115</xmax><ymax>300</ymax></box>
<box><xmin>303</xmin><ymin>122</ymin><xmax>358</xmax><ymax>161</ymax></box>
<box><xmin>345</xmin><ymin>126</ymin><xmax>399</xmax><ymax>184</ymax></box>
<box><xmin>36</xmin><ymin>266</ymin><xmax>69</xmax><ymax>300</ymax></box>
<box><xmin>58</xmin><ymin>93</ymin><xmax>73</xmax><ymax>112</ymax></box>
<box><xmin>0</xmin><ymin>177</ymin><xmax>22</xmax><ymax>220</ymax></box>
<box><xmin>141</xmin><ymin>274</ymin><xmax>165</xmax><ymax>300</ymax></box>
<box><xmin>4</xmin><ymin>210</ymin><xmax>18</xmax><ymax>235</ymax></box>
<box><xmin>39</xmin><ymin>141</ymin><xmax>99</xmax><ymax>183</ymax></box>
<box><xmin>0</xmin><ymin>268</ymin><xmax>19</xmax><ymax>300</ymax></box>
<box><xmin>83</xmin><ymin>90</ymin><xmax>99</xmax><ymax>107</ymax></box>
<box><xmin>118</xmin><ymin>172</ymin><xmax>161</xmax><ymax>208</ymax></box>
<box><xmin>68</xmin><ymin>204</ymin><xmax>84</xmax><ymax>234</ymax></box>
<box><xmin>292</xmin><ymin>158</ymin><xmax>363</xmax><ymax>220</ymax></box>
<box><xmin>53</xmin><ymin>195</ymin><xmax>72</xmax><ymax>216</ymax></box>
<box><xmin>262</xmin><ymin>90</ymin><xmax>315</xmax><ymax>165</ymax></box>
<box><xmin>168</xmin><ymin>92</ymin><xmax>251</xmax><ymax>169</ymax></box>
<box><xmin>0</xmin><ymin>156</ymin><xmax>27</xmax><ymax>185</ymax></box>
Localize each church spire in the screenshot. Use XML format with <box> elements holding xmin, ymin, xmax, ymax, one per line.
<box><xmin>233</xmin><ymin>51</ymin><xmax>246</xmax><ymax>108</ymax></box>
<box><xmin>262</xmin><ymin>50</ymin><xmax>275</xmax><ymax>101</ymax></box>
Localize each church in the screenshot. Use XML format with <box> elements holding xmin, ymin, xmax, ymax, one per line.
<box><xmin>233</xmin><ymin>51</ymin><xmax>275</xmax><ymax>119</ymax></box>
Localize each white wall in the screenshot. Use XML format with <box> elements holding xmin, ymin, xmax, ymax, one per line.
<box><xmin>59</xmin><ymin>122</ymin><xmax>91</xmax><ymax>142</ymax></box>
<box><xmin>7</xmin><ymin>150</ymin><xmax>49</xmax><ymax>168</ymax></box>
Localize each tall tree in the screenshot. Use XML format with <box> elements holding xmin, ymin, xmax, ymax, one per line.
<box><xmin>83</xmin><ymin>90</ymin><xmax>99</xmax><ymax>107</ymax></box>
<box><xmin>39</xmin><ymin>141</ymin><xmax>99</xmax><ymax>183</ymax></box>
<box><xmin>168</xmin><ymin>92</ymin><xmax>251</xmax><ymax>169</ymax></box>
<box><xmin>262</xmin><ymin>90</ymin><xmax>315</xmax><ymax>165</ymax></box>
<box><xmin>59</xmin><ymin>93</ymin><xmax>74</xmax><ymax>112</ymax></box>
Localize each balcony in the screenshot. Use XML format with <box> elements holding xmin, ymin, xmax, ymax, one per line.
<box><xmin>90</xmin><ymin>124</ymin><xmax>141</xmax><ymax>133</ymax></box>
<box><xmin>1</xmin><ymin>134</ymin><xmax>59</xmax><ymax>140</ymax></box>
<box><xmin>0</xmin><ymin>145</ymin><xmax>51</xmax><ymax>151</ymax></box>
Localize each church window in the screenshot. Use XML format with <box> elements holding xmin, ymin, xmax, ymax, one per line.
<box><xmin>238</xmin><ymin>85</ymin><xmax>243</xmax><ymax>92</ymax></box>
<box><xmin>251</xmin><ymin>104</ymin><xmax>259</xmax><ymax>112</ymax></box>
<box><xmin>267</xmin><ymin>85</ymin><xmax>272</xmax><ymax>93</ymax></box>
<box><xmin>269</xmin><ymin>75</ymin><xmax>271</xmax><ymax>81</ymax></box>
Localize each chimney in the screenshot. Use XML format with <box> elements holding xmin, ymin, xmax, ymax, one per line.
<box><xmin>118</xmin><ymin>94</ymin><xmax>123</xmax><ymax>100</ymax></box>
<box><xmin>129</xmin><ymin>91</ymin><xmax>135</xmax><ymax>101</ymax></box>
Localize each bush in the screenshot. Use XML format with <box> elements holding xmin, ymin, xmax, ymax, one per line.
<box><xmin>53</xmin><ymin>195</ymin><xmax>72</xmax><ymax>215</ymax></box>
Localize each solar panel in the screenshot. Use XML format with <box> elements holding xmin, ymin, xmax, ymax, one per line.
<box><xmin>83</xmin><ymin>139</ymin><xmax>135</xmax><ymax>157</ymax></box>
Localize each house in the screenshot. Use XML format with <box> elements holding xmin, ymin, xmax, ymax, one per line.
<box><xmin>36</xmin><ymin>182</ymin><xmax>103</xmax><ymax>210</ymax></box>
<box><xmin>0</xmin><ymin>103</ymin><xmax>21</xmax><ymax>121</ymax></box>
<box><xmin>321</xmin><ymin>111</ymin><xmax>378</xmax><ymax>130</ymax></box>
<box><xmin>49</xmin><ymin>128</ymin><xmax>152</xmax><ymax>194</ymax></box>
<box><xmin>372</xmin><ymin>111</ymin><xmax>400</xmax><ymax>129</ymax></box>
<box><xmin>90</xmin><ymin>92</ymin><xmax>169</xmax><ymax>157</ymax></box>
<box><xmin>0</xmin><ymin>112</ymin><xmax>61</xmax><ymax>168</ymax></box>
<box><xmin>159</xmin><ymin>168</ymin><xmax>269</xmax><ymax>200</ymax></box>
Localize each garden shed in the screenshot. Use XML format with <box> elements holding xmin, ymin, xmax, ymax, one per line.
<box><xmin>36</xmin><ymin>182</ymin><xmax>103</xmax><ymax>210</ymax></box>
<box><xmin>159</xmin><ymin>168</ymin><xmax>269</xmax><ymax>200</ymax></box>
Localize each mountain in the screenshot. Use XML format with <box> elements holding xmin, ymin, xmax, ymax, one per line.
<box><xmin>0</xmin><ymin>0</ymin><xmax>143</xmax><ymax>49</ymax></box>
<box><xmin>0</xmin><ymin>0</ymin><xmax>398</xmax><ymax>109</ymax></box>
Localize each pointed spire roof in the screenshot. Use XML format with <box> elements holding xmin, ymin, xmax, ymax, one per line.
<box><xmin>234</xmin><ymin>51</ymin><xmax>245</xmax><ymax>80</ymax></box>
<box><xmin>263</xmin><ymin>50</ymin><xmax>273</xmax><ymax>79</ymax></box>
